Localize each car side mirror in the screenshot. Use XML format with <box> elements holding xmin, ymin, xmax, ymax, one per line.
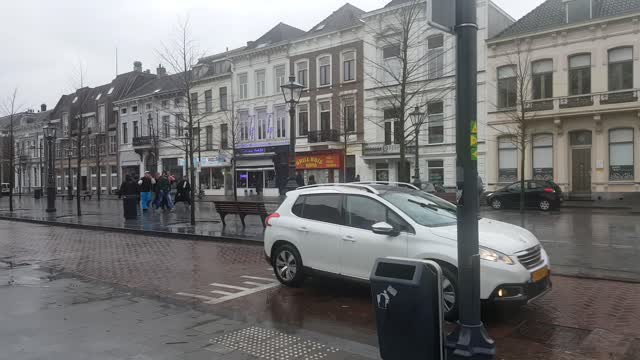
<box><xmin>372</xmin><ymin>222</ymin><xmax>399</xmax><ymax>236</ymax></box>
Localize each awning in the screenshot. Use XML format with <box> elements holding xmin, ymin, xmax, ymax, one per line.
<box><xmin>235</xmin><ymin>157</ymin><xmax>274</xmax><ymax>171</ymax></box>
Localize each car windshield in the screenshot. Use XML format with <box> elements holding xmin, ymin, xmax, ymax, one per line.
<box><xmin>381</xmin><ymin>189</ymin><xmax>457</xmax><ymax>227</ymax></box>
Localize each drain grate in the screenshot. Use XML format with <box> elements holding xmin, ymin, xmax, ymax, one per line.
<box><xmin>210</xmin><ymin>326</ymin><xmax>339</xmax><ymax>360</ymax></box>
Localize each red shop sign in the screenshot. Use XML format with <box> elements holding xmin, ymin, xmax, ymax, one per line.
<box><xmin>296</xmin><ymin>152</ymin><xmax>342</xmax><ymax>170</ymax></box>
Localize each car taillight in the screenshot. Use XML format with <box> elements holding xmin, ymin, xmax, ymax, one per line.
<box><xmin>544</xmin><ymin>188</ymin><xmax>554</xmax><ymax>193</ymax></box>
<box><xmin>265</xmin><ymin>213</ymin><xmax>280</xmax><ymax>227</ymax></box>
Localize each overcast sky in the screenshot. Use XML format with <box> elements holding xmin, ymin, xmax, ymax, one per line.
<box><xmin>0</xmin><ymin>0</ymin><xmax>543</xmax><ymax>111</ymax></box>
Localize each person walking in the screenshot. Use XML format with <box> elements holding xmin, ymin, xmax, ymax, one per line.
<box><xmin>174</xmin><ymin>177</ymin><xmax>192</xmax><ymax>206</ymax></box>
<box><xmin>308</xmin><ymin>175</ymin><xmax>317</xmax><ymax>185</ymax></box>
<box><xmin>156</xmin><ymin>172</ymin><xmax>174</xmax><ymax>211</ymax></box>
<box><xmin>118</xmin><ymin>175</ymin><xmax>139</xmax><ymax>219</ymax></box>
<box><xmin>295</xmin><ymin>172</ymin><xmax>305</xmax><ymax>187</ymax></box>
<box><xmin>137</xmin><ymin>172</ymin><xmax>155</xmax><ymax>212</ymax></box>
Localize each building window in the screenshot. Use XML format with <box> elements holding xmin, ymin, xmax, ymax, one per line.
<box><xmin>175</xmin><ymin>115</ymin><xmax>183</xmax><ymax>137</ymax></box>
<box><xmin>238</xmin><ymin>111</ymin><xmax>249</xmax><ymax>141</ymax></box>
<box><xmin>497</xmin><ymin>65</ymin><xmax>517</xmax><ymax>108</ymax></box>
<box><xmin>256</xmin><ymin>109</ymin><xmax>267</xmax><ymax>140</ymax></box>
<box><xmin>274</xmin><ymin>65</ymin><xmax>286</xmax><ymax>94</ymax></box>
<box><xmin>255</xmin><ymin>70</ymin><xmax>266</xmax><ymax>97</ymax></box>
<box><xmin>532</xmin><ymin>134</ymin><xmax>553</xmax><ymax>180</ymax></box>
<box><xmin>318</xmin><ymin>55</ymin><xmax>331</xmax><ymax>86</ymax></box>
<box><xmin>532</xmin><ymin>59</ymin><xmax>553</xmax><ymax>99</ymax></box>
<box><xmin>566</xmin><ymin>0</ymin><xmax>591</xmax><ymax>23</ymax></box>
<box><xmin>383</xmin><ymin>109</ymin><xmax>400</xmax><ymax>145</ymax></box>
<box><xmin>298</xmin><ymin>104</ymin><xmax>309</xmax><ymax>136</ymax></box>
<box><xmin>204</xmin><ymin>90</ymin><xmax>213</xmax><ymax>112</ymax></box>
<box><xmin>162</xmin><ymin>116</ymin><xmax>170</xmax><ymax>138</ymax></box>
<box><xmin>133</xmin><ymin>121</ymin><xmax>139</xmax><ymax>138</ymax></box>
<box><xmin>608</xmin><ymin>47</ymin><xmax>633</xmax><ymax>91</ymax></box>
<box><xmin>161</xmin><ymin>100</ymin><xmax>168</xmax><ymax>109</ymax></box>
<box><xmin>109</xmin><ymin>135</ymin><xmax>117</xmax><ymax>154</ymax></box>
<box><xmin>190</xmin><ymin>92</ymin><xmax>198</xmax><ymax>115</ymax></box>
<box><xmin>89</xmin><ymin>138</ymin><xmax>96</xmax><ymax>156</ymax></box>
<box><xmin>174</xmin><ymin>97</ymin><xmax>182</xmax><ymax>108</ymax></box>
<box><xmin>375</xmin><ymin>163</ymin><xmax>389</xmax><ymax>181</ymax></box>
<box><xmin>122</xmin><ymin>123</ymin><xmax>128</xmax><ymax>144</ymax></box>
<box><xmin>145</xmin><ymin>103</ymin><xmax>152</xmax><ymax>111</ymax></box>
<box><xmin>205</xmin><ymin>125</ymin><xmax>213</xmax><ymax>150</ymax></box>
<box><xmin>275</xmin><ymin>106</ymin><xmax>286</xmax><ymax>138</ymax></box>
<box><xmin>97</xmin><ymin>105</ymin><xmax>106</xmax><ymax>133</ymax></box>
<box><xmin>343</xmin><ymin>51</ymin><xmax>355</xmax><ymax>82</ymax></box>
<box><xmin>427</xmin><ymin>160</ymin><xmax>444</xmax><ymax>185</ymax></box>
<box><xmin>62</xmin><ymin>113</ymin><xmax>69</xmax><ymax>136</ymax></box>
<box><xmin>219</xmin><ymin>87</ymin><xmax>228</xmax><ymax>111</ymax></box>
<box><xmin>121</xmin><ymin>108</ymin><xmax>127</xmax><ymax>115</ymax></box>
<box><xmin>220</xmin><ymin>124</ymin><xmax>228</xmax><ymax>149</ymax></box>
<box><xmin>569</xmin><ymin>53</ymin><xmax>591</xmax><ymax>95</ymax></box>
<box><xmin>131</xmin><ymin>105</ymin><xmax>138</xmax><ymax>114</ymax></box>
<box><xmin>343</xmin><ymin>98</ymin><xmax>355</xmax><ymax>133</ymax></box>
<box><xmin>427</xmin><ymin>101</ymin><xmax>444</xmax><ymax>144</ymax></box>
<box><xmin>498</xmin><ymin>136</ymin><xmax>517</xmax><ymax>182</ymax></box>
<box><xmin>296</xmin><ymin>61</ymin><xmax>308</xmax><ymax>87</ymax></box>
<box><xmin>427</xmin><ymin>34</ymin><xmax>444</xmax><ymax>79</ymax></box>
<box><xmin>239</xmin><ymin>73</ymin><xmax>248</xmax><ymax>99</ymax></box>
<box><xmin>609</xmin><ymin>128</ymin><xmax>634</xmax><ymax>181</ymax></box>
<box><xmin>319</xmin><ymin>101</ymin><xmax>331</xmax><ymax>131</ymax></box>
<box><xmin>383</xmin><ymin>44</ymin><xmax>401</xmax><ymax>83</ymax></box>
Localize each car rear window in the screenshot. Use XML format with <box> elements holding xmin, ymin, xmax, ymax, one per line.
<box><xmin>296</xmin><ymin>194</ymin><xmax>343</xmax><ymax>225</ymax></box>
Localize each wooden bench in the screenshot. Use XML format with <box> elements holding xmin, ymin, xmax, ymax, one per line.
<box><xmin>80</xmin><ymin>191</ymin><xmax>93</xmax><ymax>200</ymax></box>
<box><xmin>214</xmin><ymin>201</ymin><xmax>268</xmax><ymax>228</ymax></box>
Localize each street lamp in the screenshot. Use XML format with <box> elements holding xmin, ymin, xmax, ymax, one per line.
<box><xmin>409</xmin><ymin>106</ymin><xmax>425</xmax><ymax>188</ymax></box>
<box><xmin>280</xmin><ymin>75</ymin><xmax>304</xmax><ymax>192</ymax></box>
<box><xmin>44</xmin><ymin>125</ymin><xmax>57</xmax><ymax>213</ymax></box>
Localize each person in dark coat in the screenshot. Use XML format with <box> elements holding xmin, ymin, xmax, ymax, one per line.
<box><xmin>174</xmin><ymin>177</ymin><xmax>192</xmax><ymax>206</ymax></box>
<box><xmin>295</xmin><ymin>173</ymin><xmax>305</xmax><ymax>187</ymax></box>
<box><xmin>308</xmin><ymin>175</ymin><xmax>316</xmax><ymax>185</ymax></box>
<box><xmin>118</xmin><ymin>175</ymin><xmax>139</xmax><ymax>198</ymax></box>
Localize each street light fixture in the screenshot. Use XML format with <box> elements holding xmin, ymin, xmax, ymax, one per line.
<box><xmin>44</xmin><ymin>124</ymin><xmax>57</xmax><ymax>213</ymax></box>
<box><xmin>280</xmin><ymin>75</ymin><xmax>304</xmax><ymax>192</ymax></box>
<box><xmin>409</xmin><ymin>106</ymin><xmax>425</xmax><ymax>188</ymax></box>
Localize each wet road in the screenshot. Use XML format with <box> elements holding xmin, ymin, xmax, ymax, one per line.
<box><xmin>1</xmin><ymin>220</ymin><xmax>639</xmax><ymax>359</ymax></box>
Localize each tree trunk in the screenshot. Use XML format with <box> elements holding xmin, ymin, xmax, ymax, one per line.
<box><xmin>76</xmin><ymin>123</ymin><xmax>82</xmax><ymax>217</ymax></box>
<box><xmin>189</xmin><ymin>138</ymin><xmax>196</xmax><ymax>226</ymax></box>
<box><xmin>519</xmin><ymin>132</ymin><xmax>526</xmax><ymax>214</ymax></box>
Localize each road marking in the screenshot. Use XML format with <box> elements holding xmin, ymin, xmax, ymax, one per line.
<box><xmin>177</xmin><ymin>275</ymin><xmax>280</xmax><ymax>305</ymax></box>
<box><xmin>210</xmin><ymin>283</ymin><xmax>250</xmax><ymax>291</ymax></box>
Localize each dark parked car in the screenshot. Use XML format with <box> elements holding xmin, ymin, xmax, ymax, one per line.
<box><xmin>485</xmin><ymin>180</ymin><xmax>562</xmax><ymax>211</ymax></box>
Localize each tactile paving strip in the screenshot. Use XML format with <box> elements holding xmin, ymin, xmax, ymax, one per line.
<box><xmin>210</xmin><ymin>326</ymin><xmax>340</xmax><ymax>360</ymax></box>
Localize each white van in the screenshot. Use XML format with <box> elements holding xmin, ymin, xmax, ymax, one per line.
<box><xmin>1</xmin><ymin>183</ymin><xmax>10</xmax><ymax>194</ymax></box>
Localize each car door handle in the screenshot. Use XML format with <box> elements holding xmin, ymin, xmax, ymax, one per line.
<box><xmin>342</xmin><ymin>236</ymin><xmax>357</xmax><ymax>243</ymax></box>
<box><xmin>297</xmin><ymin>227</ymin><xmax>309</xmax><ymax>233</ymax></box>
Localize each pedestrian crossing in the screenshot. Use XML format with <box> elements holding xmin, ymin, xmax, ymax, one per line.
<box><xmin>176</xmin><ymin>274</ymin><xmax>280</xmax><ymax>305</ymax></box>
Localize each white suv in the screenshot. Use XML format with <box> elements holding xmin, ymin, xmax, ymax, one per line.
<box><xmin>264</xmin><ymin>184</ymin><xmax>551</xmax><ymax>320</ymax></box>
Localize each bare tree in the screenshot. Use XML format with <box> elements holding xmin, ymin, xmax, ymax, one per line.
<box><xmin>1</xmin><ymin>88</ymin><xmax>22</xmax><ymax>212</ymax></box>
<box><xmin>363</xmin><ymin>0</ymin><xmax>456</xmax><ymax>182</ymax></box>
<box><xmin>69</xmin><ymin>61</ymin><xmax>89</xmax><ymax>216</ymax></box>
<box><xmin>157</xmin><ymin>17</ymin><xmax>206</xmax><ymax>225</ymax></box>
<box><xmin>489</xmin><ymin>41</ymin><xmax>535</xmax><ymax>213</ymax></box>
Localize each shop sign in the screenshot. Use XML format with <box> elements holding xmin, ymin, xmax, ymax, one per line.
<box><xmin>296</xmin><ymin>153</ymin><xmax>342</xmax><ymax>170</ymax></box>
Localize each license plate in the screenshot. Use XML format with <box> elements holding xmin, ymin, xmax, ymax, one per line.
<box><xmin>531</xmin><ymin>266</ymin><xmax>550</xmax><ymax>283</ymax></box>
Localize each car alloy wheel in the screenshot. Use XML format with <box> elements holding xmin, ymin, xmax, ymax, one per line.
<box><xmin>539</xmin><ymin>199</ymin><xmax>551</xmax><ymax>211</ymax></box>
<box><xmin>442</xmin><ymin>277</ymin><xmax>456</xmax><ymax>314</ymax></box>
<box><xmin>490</xmin><ymin>198</ymin><xmax>502</xmax><ymax>210</ymax></box>
<box><xmin>276</xmin><ymin>250</ymin><xmax>297</xmax><ymax>281</ymax></box>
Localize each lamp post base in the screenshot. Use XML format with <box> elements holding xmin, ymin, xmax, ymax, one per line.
<box><xmin>446</xmin><ymin>322</ymin><xmax>495</xmax><ymax>359</ymax></box>
<box><xmin>46</xmin><ymin>186</ymin><xmax>56</xmax><ymax>213</ymax></box>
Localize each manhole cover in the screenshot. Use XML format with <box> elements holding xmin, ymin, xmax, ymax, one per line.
<box><xmin>210</xmin><ymin>326</ymin><xmax>339</xmax><ymax>360</ymax></box>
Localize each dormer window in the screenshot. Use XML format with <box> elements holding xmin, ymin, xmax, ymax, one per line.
<box><xmin>565</xmin><ymin>0</ymin><xmax>591</xmax><ymax>23</ymax></box>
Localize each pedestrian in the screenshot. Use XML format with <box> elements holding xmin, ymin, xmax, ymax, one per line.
<box><xmin>156</xmin><ymin>172</ymin><xmax>174</xmax><ymax>211</ymax></box>
<box><xmin>308</xmin><ymin>175</ymin><xmax>316</xmax><ymax>185</ymax></box>
<box><xmin>255</xmin><ymin>174</ymin><xmax>263</xmax><ymax>196</ymax></box>
<box><xmin>152</xmin><ymin>172</ymin><xmax>162</xmax><ymax>209</ymax></box>
<box><xmin>175</xmin><ymin>177</ymin><xmax>192</xmax><ymax>206</ymax></box>
<box><xmin>354</xmin><ymin>174</ymin><xmax>360</xmax><ymax>182</ymax></box>
<box><xmin>119</xmin><ymin>175</ymin><xmax>139</xmax><ymax>219</ymax></box>
<box><xmin>137</xmin><ymin>171</ymin><xmax>155</xmax><ymax>212</ymax></box>
<box><xmin>295</xmin><ymin>172</ymin><xmax>305</xmax><ymax>187</ymax></box>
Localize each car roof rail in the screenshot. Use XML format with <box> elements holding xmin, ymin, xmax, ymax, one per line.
<box><xmin>296</xmin><ymin>183</ymin><xmax>378</xmax><ymax>194</ymax></box>
<box><xmin>352</xmin><ymin>181</ymin><xmax>420</xmax><ymax>190</ymax></box>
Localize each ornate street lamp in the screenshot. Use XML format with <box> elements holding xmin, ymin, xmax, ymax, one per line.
<box><xmin>44</xmin><ymin>124</ymin><xmax>57</xmax><ymax>212</ymax></box>
<box><xmin>409</xmin><ymin>106</ymin><xmax>425</xmax><ymax>188</ymax></box>
<box><xmin>280</xmin><ymin>75</ymin><xmax>304</xmax><ymax>192</ymax></box>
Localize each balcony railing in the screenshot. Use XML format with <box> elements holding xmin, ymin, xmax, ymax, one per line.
<box><xmin>497</xmin><ymin>89</ymin><xmax>640</xmax><ymax>114</ymax></box>
<box><xmin>308</xmin><ymin>129</ymin><xmax>340</xmax><ymax>143</ymax></box>
<box><xmin>362</xmin><ymin>142</ymin><xmax>416</xmax><ymax>156</ymax></box>
<box><xmin>600</xmin><ymin>90</ymin><xmax>638</xmax><ymax>105</ymax></box>
<box><xmin>559</xmin><ymin>94</ymin><xmax>594</xmax><ymax>109</ymax></box>
<box><xmin>525</xmin><ymin>99</ymin><xmax>554</xmax><ymax>111</ymax></box>
<box><xmin>132</xmin><ymin>136</ymin><xmax>158</xmax><ymax>147</ymax></box>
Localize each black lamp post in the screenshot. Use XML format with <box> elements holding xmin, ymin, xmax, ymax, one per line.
<box><xmin>280</xmin><ymin>75</ymin><xmax>304</xmax><ymax>192</ymax></box>
<box><xmin>409</xmin><ymin>106</ymin><xmax>425</xmax><ymax>188</ymax></box>
<box><xmin>44</xmin><ymin>125</ymin><xmax>57</xmax><ymax>212</ymax></box>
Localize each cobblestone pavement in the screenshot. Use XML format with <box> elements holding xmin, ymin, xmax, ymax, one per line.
<box><xmin>0</xmin><ymin>220</ymin><xmax>639</xmax><ymax>359</ymax></box>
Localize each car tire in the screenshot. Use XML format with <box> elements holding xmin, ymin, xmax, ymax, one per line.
<box><xmin>441</xmin><ymin>266</ymin><xmax>459</xmax><ymax>322</ymax></box>
<box><xmin>490</xmin><ymin>198</ymin><xmax>502</xmax><ymax>210</ymax></box>
<box><xmin>538</xmin><ymin>199</ymin><xmax>551</xmax><ymax>211</ymax></box>
<box><xmin>272</xmin><ymin>244</ymin><xmax>305</xmax><ymax>287</ymax></box>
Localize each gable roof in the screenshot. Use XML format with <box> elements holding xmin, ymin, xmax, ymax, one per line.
<box><xmin>308</xmin><ymin>3</ymin><xmax>365</xmax><ymax>34</ymax></box>
<box><xmin>117</xmin><ymin>72</ymin><xmax>187</xmax><ymax>101</ymax></box>
<box><xmin>246</xmin><ymin>22</ymin><xmax>306</xmax><ymax>49</ymax></box>
<box><xmin>493</xmin><ymin>0</ymin><xmax>640</xmax><ymax>39</ymax></box>
<box><xmin>384</xmin><ymin>0</ymin><xmax>416</xmax><ymax>8</ymax></box>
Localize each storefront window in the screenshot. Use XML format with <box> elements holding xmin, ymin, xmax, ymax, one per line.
<box><xmin>375</xmin><ymin>163</ymin><xmax>389</xmax><ymax>181</ymax></box>
<box><xmin>265</xmin><ymin>170</ymin><xmax>277</xmax><ymax>188</ymax></box>
<box><xmin>609</xmin><ymin>128</ymin><xmax>634</xmax><ymax>181</ymax></box>
<box><xmin>533</xmin><ymin>134</ymin><xmax>553</xmax><ymax>180</ymax></box>
<box><xmin>427</xmin><ymin>160</ymin><xmax>444</xmax><ymax>185</ymax></box>
<box><xmin>237</xmin><ymin>171</ymin><xmax>248</xmax><ymax>188</ymax></box>
<box><xmin>498</xmin><ymin>136</ymin><xmax>517</xmax><ymax>182</ymax></box>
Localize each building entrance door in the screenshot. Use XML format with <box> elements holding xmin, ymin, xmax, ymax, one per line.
<box><xmin>571</xmin><ymin>148</ymin><xmax>591</xmax><ymax>193</ymax></box>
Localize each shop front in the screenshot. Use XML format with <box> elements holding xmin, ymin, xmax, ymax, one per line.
<box><xmin>197</xmin><ymin>155</ymin><xmax>232</xmax><ymax>196</ymax></box>
<box><xmin>235</xmin><ymin>145</ymin><xmax>289</xmax><ymax>197</ymax></box>
<box><xmin>296</xmin><ymin>150</ymin><xmax>343</xmax><ymax>185</ymax></box>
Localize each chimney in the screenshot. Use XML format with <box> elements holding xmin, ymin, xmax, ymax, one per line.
<box><xmin>157</xmin><ymin>64</ymin><xmax>167</xmax><ymax>77</ymax></box>
<box><xmin>40</xmin><ymin>104</ymin><xmax>47</xmax><ymax>112</ymax></box>
<box><xmin>247</xmin><ymin>41</ymin><xmax>254</xmax><ymax>47</ymax></box>
<box><xmin>133</xmin><ymin>61</ymin><xmax>142</xmax><ymax>72</ymax></box>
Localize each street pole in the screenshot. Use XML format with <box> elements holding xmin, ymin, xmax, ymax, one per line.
<box><xmin>446</xmin><ymin>0</ymin><xmax>495</xmax><ymax>358</ymax></box>
<box><xmin>413</xmin><ymin>125</ymin><xmax>420</xmax><ymax>187</ymax></box>
<box><xmin>46</xmin><ymin>130</ymin><xmax>56</xmax><ymax>213</ymax></box>
<box><xmin>287</xmin><ymin>104</ymin><xmax>296</xmax><ymax>183</ymax></box>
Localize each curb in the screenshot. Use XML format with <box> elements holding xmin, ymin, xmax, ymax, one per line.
<box><xmin>0</xmin><ymin>216</ymin><xmax>264</xmax><ymax>247</ymax></box>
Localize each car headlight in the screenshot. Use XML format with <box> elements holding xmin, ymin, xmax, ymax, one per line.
<box><xmin>479</xmin><ymin>246</ymin><xmax>515</xmax><ymax>265</ymax></box>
